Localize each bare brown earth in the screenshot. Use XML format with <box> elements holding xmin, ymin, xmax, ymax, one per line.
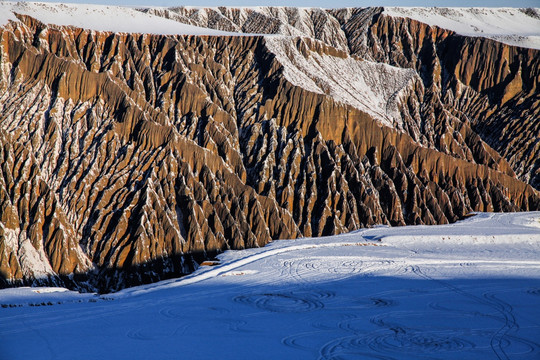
<box><xmin>0</xmin><ymin>8</ymin><xmax>538</xmax><ymax>291</ymax></box>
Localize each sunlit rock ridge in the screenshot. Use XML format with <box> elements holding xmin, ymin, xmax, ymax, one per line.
<box><xmin>0</xmin><ymin>3</ymin><xmax>539</xmax><ymax>292</ymax></box>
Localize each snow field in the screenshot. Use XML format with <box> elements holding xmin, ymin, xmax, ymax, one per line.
<box><xmin>1</xmin><ymin>212</ymin><xmax>539</xmax><ymax>359</ymax></box>
<box><xmin>384</xmin><ymin>7</ymin><xmax>540</xmax><ymax>50</ymax></box>
<box><xmin>2</xmin><ymin>3</ymin><xmax>539</xmax><ymax>50</ymax></box>
<box><xmin>0</xmin><ymin>1</ymin><xmax>239</xmax><ymax>35</ymax></box>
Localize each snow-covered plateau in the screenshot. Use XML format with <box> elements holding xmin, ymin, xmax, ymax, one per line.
<box><xmin>1</xmin><ymin>3</ymin><xmax>540</xmax><ymax>50</ymax></box>
<box><xmin>1</xmin><ymin>212</ymin><xmax>539</xmax><ymax>359</ymax></box>
<box><xmin>0</xmin><ymin>1</ymin><xmax>240</xmax><ymax>35</ymax></box>
<box><xmin>384</xmin><ymin>7</ymin><xmax>540</xmax><ymax>50</ymax></box>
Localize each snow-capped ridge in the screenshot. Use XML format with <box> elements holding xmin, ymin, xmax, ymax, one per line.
<box><xmin>0</xmin><ymin>1</ymin><xmax>241</xmax><ymax>36</ymax></box>
<box><xmin>384</xmin><ymin>7</ymin><xmax>540</xmax><ymax>50</ymax></box>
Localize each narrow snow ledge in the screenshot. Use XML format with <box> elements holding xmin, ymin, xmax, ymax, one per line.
<box><xmin>264</xmin><ymin>36</ymin><xmax>418</xmax><ymax>128</ymax></box>
<box><xmin>384</xmin><ymin>7</ymin><xmax>540</xmax><ymax>50</ymax></box>
<box><xmin>0</xmin><ymin>1</ymin><xmax>241</xmax><ymax>36</ymax></box>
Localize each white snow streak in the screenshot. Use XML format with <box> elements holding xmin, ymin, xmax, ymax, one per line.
<box><xmin>265</xmin><ymin>37</ymin><xmax>417</xmax><ymax>127</ymax></box>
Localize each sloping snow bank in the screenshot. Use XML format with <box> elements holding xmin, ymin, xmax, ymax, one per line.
<box><xmin>0</xmin><ymin>1</ymin><xmax>239</xmax><ymax>35</ymax></box>
<box><xmin>265</xmin><ymin>37</ymin><xmax>418</xmax><ymax>128</ymax></box>
<box><xmin>2</xmin><ymin>212</ymin><xmax>537</xmax><ymax>303</ymax></box>
<box><xmin>115</xmin><ymin>211</ymin><xmax>540</xmax><ymax>297</ymax></box>
<box><xmin>384</xmin><ymin>7</ymin><xmax>540</xmax><ymax>50</ymax></box>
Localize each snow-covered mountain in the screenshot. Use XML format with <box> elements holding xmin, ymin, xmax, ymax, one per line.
<box><xmin>1</xmin><ymin>212</ymin><xmax>539</xmax><ymax>359</ymax></box>
<box><xmin>0</xmin><ymin>2</ymin><xmax>539</xmax><ymax>292</ymax></box>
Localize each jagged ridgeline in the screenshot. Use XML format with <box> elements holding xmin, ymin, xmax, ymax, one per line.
<box><xmin>0</xmin><ymin>6</ymin><xmax>538</xmax><ymax>292</ymax></box>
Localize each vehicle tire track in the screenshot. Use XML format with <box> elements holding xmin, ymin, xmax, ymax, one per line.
<box><xmin>233</xmin><ymin>292</ymin><xmax>325</xmax><ymax>313</ymax></box>
<box><xmin>126</xmin><ymin>325</ymin><xmax>187</xmax><ymax>341</ymax></box>
<box><xmin>407</xmin><ymin>264</ymin><xmax>538</xmax><ymax>360</ymax></box>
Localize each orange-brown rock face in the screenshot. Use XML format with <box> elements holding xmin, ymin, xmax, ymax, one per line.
<box><xmin>0</xmin><ymin>10</ymin><xmax>538</xmax><ymax>292</ymax></box>
<box><xmin>154</xmin><ymin>6</ymin><xmax>539</xmax><ymax>189</ymax></box>
<box><xmin>337</xmin><ymin>10</ymin><xmax>540</xmax><ymax>190</ymax></box>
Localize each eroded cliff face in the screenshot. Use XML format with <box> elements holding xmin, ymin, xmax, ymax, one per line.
<box><xmin>0</xmin><ymin>10</ymin><xmax>538</xmax><ymax>291</ymax></box>
<box><xmin>150</xmin><ymin>6</ymin><xmax>540</xmax><ymax>189</ymax></box>
<box><xmin>340</xmin><ymin>10</ymin><xmax>540</xmax><ymax>190</ymax></box>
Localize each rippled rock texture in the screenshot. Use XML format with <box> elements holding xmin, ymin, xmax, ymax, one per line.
<box><xmin>0</xmin><ymin>8</ymin><xmax>539</xmax><ymax>291</ymax></box>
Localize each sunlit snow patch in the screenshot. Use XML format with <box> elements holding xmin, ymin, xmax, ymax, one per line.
<box><xmin>265</xmin><ymin>36</ymin><xmax>418</xmax><ymax>128</ymax></box>
<box><xmin>384</xmin><ymin>7</ymin><xmax>540</xmax><ymax>50</ymax></box>
<box><xmin>0</xmin><ymin>1</ymin><xmax>241</xmax><ymax>35</ymax></box>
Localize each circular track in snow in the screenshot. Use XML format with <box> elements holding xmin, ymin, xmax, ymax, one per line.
<box><xmin>233</xmin><ymin>292</ymin><xmax>325</xmax><ymax>313</ymax></box>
